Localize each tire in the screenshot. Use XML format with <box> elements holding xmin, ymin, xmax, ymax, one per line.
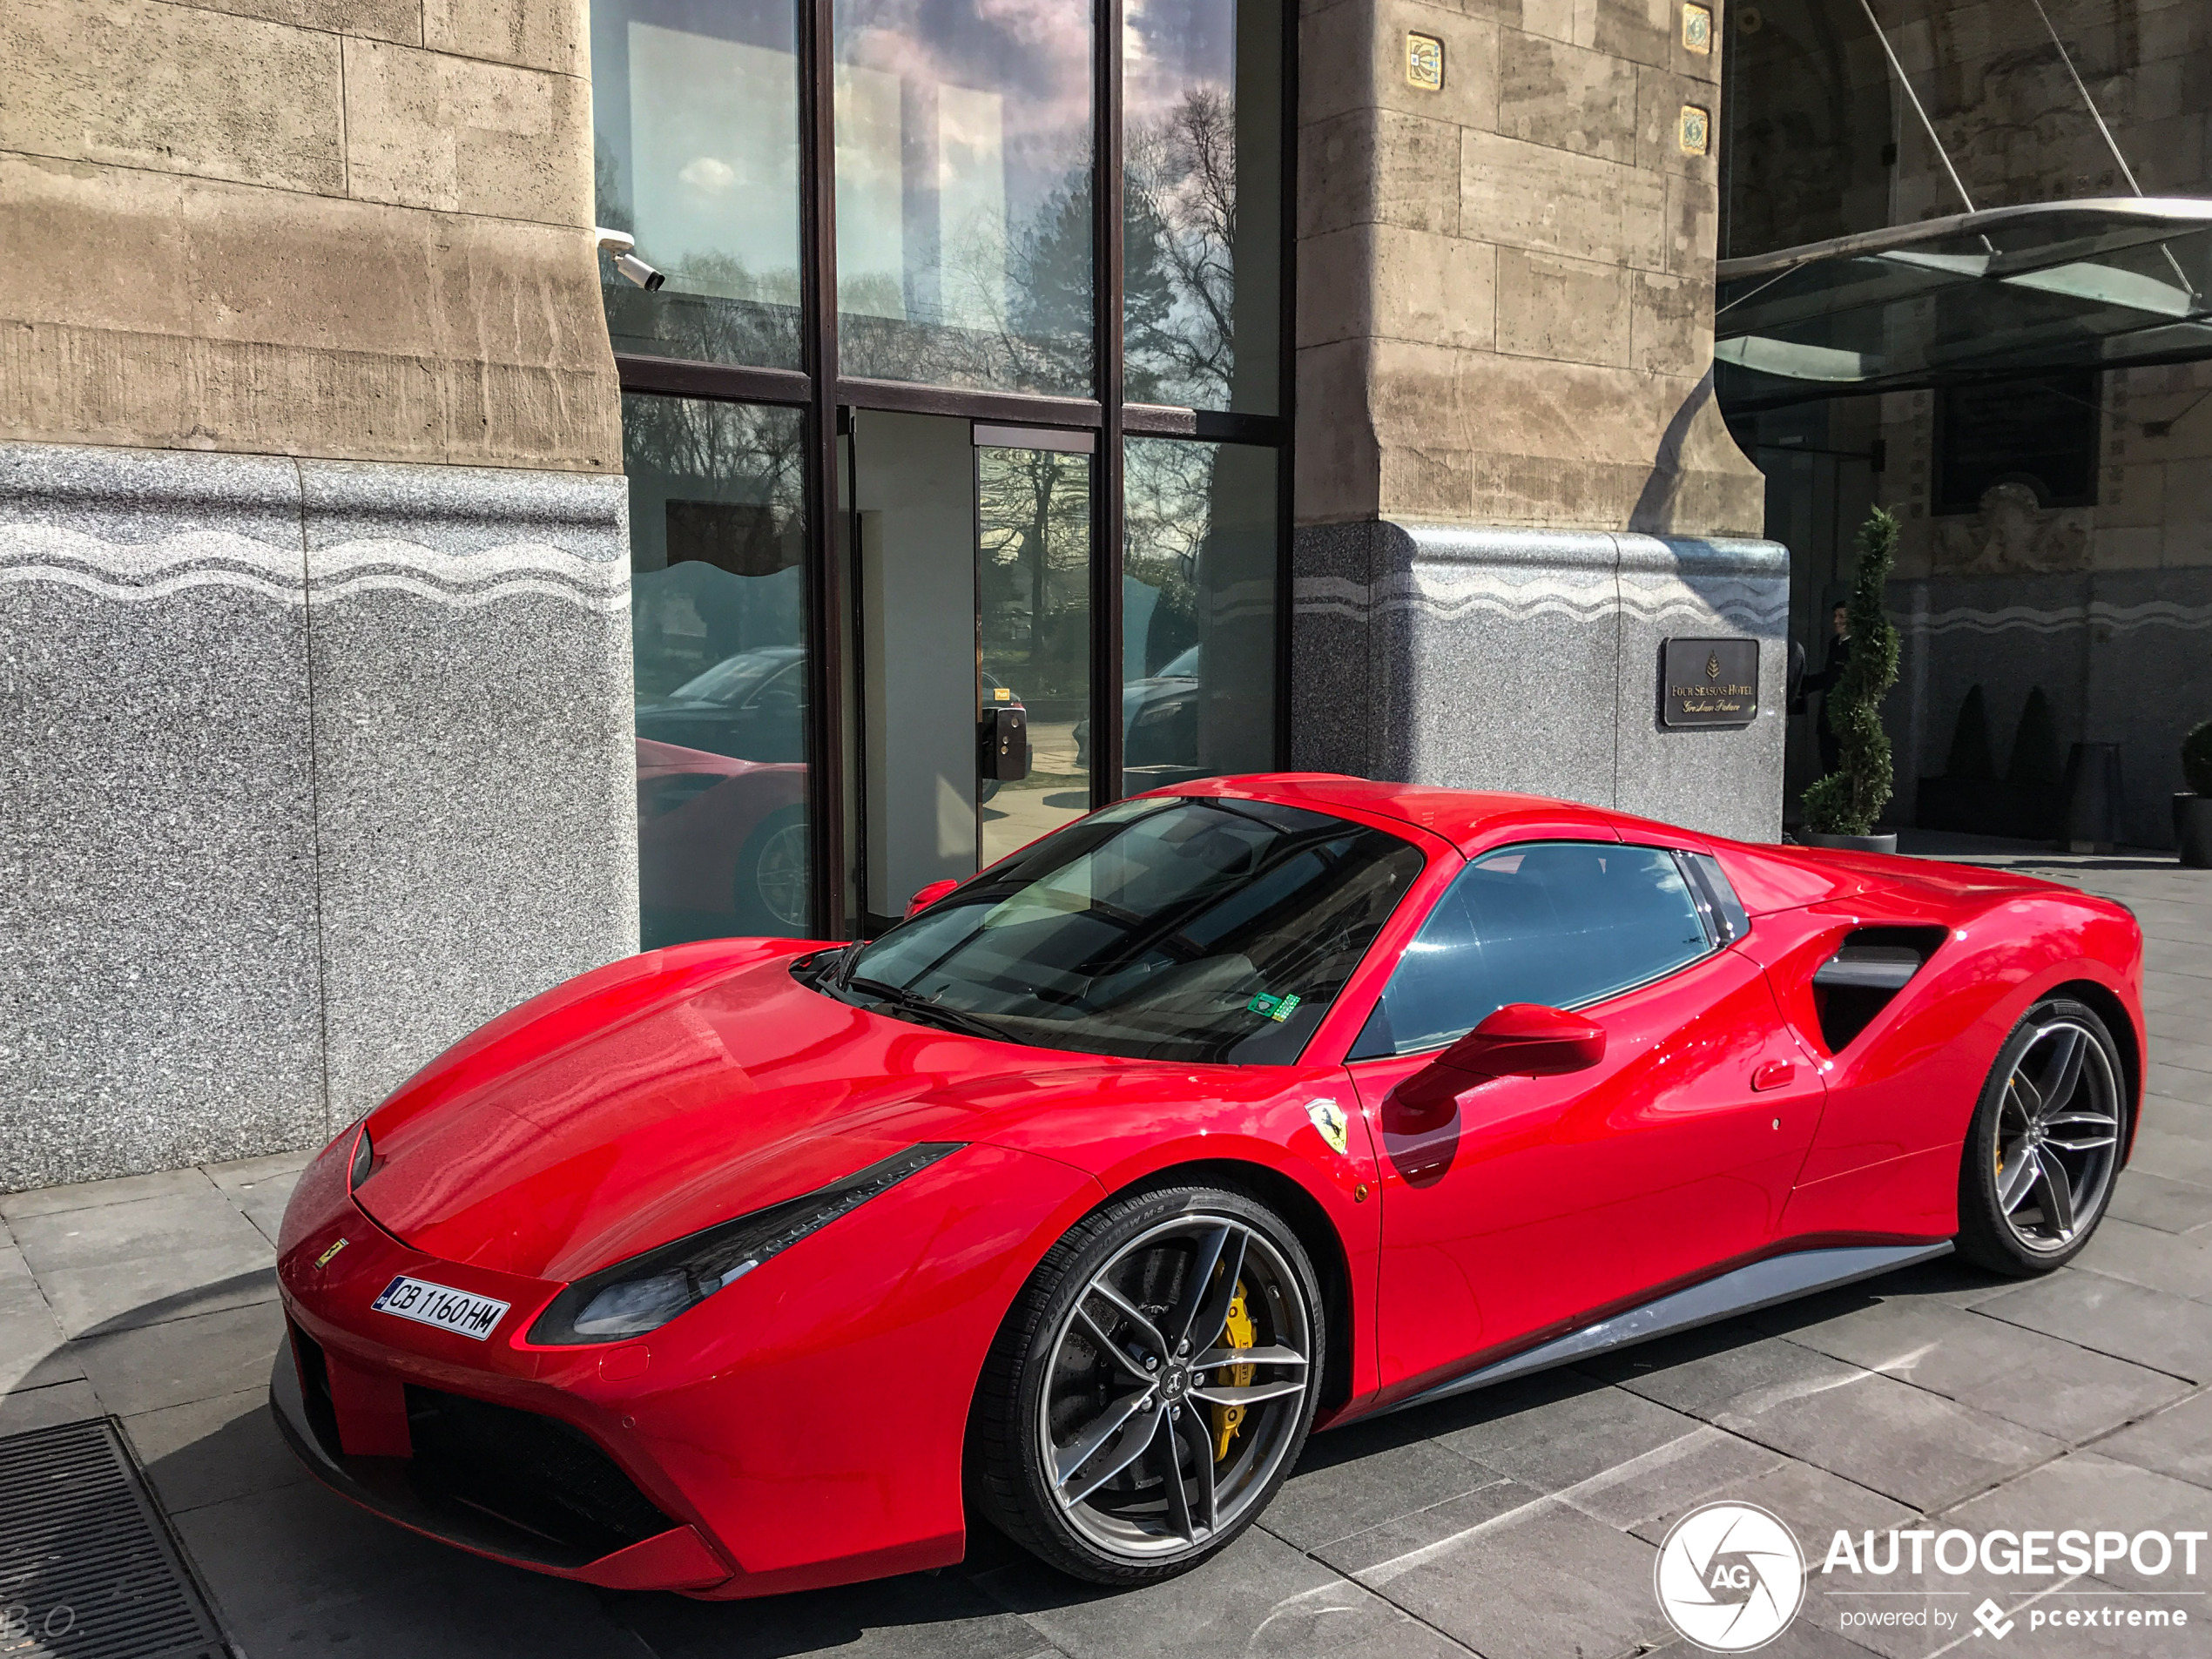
<box><xmin>733</xmin><ymin>806</ymin><xmax>810</xmax><ymax>934</ymax></box>
<box><xmin>968</xmin><ymin>1184</ymin><xmax>1324</xmax><ymax>1585</ymax></box>
<box><xmin>1955</xmin><ymin>996</ymin><xmax>2128</xmax><ymax>1275</ymax></box>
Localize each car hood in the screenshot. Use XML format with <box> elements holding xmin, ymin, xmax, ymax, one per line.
<box><xmin>354</xmin><ymin>943</ymin><xmax>1119</xmax><ymax>1280</ymax></box>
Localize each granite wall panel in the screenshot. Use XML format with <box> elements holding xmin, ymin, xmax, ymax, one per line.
<box><xmin>0</xmin><ymin>442</ymin><xmax>637</xmax><ymax>1186</ymax></box>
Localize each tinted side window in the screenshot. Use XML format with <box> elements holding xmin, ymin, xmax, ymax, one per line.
<box><xmin>1353</xmin><ymin>842</ymin><xmax>1714</xmax><ymax>1057</ymax></box>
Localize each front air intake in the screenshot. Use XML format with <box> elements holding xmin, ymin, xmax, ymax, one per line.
<box><xmin>1811</xmin><ymin>926</ymin><xmax>1946</xmax><ymax>1051</ymax></box>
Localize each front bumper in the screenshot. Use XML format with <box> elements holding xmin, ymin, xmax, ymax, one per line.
<box><xmin>269</xmin><ymin>1324</ymin><xmax>731</xmax><ymax>1591</ymax></box>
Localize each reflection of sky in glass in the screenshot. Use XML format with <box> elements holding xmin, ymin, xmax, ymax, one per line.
<box><xmin>593</xmin><ymin>0</ymin><xmax>805</xmax><ymax>367</ymax></box>
<box><xmin>834</xmin><ymin>0</ymin><xmax>1095</xmax><ymax>392</ymax></box>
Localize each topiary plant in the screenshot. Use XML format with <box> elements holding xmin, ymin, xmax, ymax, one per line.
<box><xmin>2185</xmin><ymin>719</ymin><xmax>2212</xmax><ymax>796</ymax></box>
<box><xmin>1803</xmin><ymin>505</ymin><xmax>1902</xmax><ymax>837</ymax></box>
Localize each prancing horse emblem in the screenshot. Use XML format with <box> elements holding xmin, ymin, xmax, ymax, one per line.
<box><xmin>1306</xmin><ymin>1098</ymin><xmax>1351</xmax><ymax>1156</ymax></box>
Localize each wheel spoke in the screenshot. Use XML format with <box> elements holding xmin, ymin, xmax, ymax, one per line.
<box><xmin>1077</xmin><ymin>1305</ymin><xmax>1159</xmax><ymax>1385</ymax></box>
<box><xmin>1054</xmin><ymin>1388</ymin><xmax>1157</xmax><ymax>1495</ymax></box>
<box><xmin>1085</xmin><ymin>1279</ymin><xmax>1169</xmax><ymax>1364</ymax></box>
<box><xmin>1165</xmin><ymin>1223</ymin><xmax>1246</xmax><ymax>1354</ymax></box>
<box><xmin>1195</xmin><ymin>1344</ymin><xmax>1308</xmax><ymax>1371</ymax></box>
<box><xmin>1158</xmin><ymin>1406</ymin><xmax>1198</xmax><ymax>1543</ymax></box>
<box><xmin>1997</xmin><ymin>1137</ymin><xmax>2041</xmax><ymax>1211</ymax></box>
<box><xmin>1059</xmin><ymin>1394</ymin><xmax>1167</xmax><ymax>1509</ymax></box>
<box><xmin>2033</xmin><ymin>1025</ymin><xmax>2088</xmax><ymax>1122</ymax></box>
<box><xmin>1175</xmin><ymin>1404</ymin><xmax>1217</xmax><ymax>1534</ymax></box>
<box><xmin>2040</xmin><ymin>1110</ymin><xmax>2120</xmax><ymax>1153</ymax></box>
<box><xmin>2036</xmin><ymin>1149</ymin><xmax>2077</xmax><ymax>1236</ymax></box>
<box><xmin>1187</xmin><ymin>1378</ymin><xmax>1308</xmax><ymax>1407</ymax></box>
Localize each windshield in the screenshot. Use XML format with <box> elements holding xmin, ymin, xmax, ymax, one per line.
<box><xmin>821</xmin><ymin>796</ymin><xmax>1426</xmax><ymax>1062</ymax></box>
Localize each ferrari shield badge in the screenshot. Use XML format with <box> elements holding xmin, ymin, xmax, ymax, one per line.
<box><xmin>1306</xmin><ymin>1098</ymin><xmax>1351</xmax><ymax>1157</ymax></box>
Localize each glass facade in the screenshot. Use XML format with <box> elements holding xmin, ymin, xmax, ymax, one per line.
<box><xmin>592</xmin><ymin>0</ymin><xmax>806</xmax><ymax>367</ymax></box>
<box><xmin>834</xmin><ymin>0</ymin><xmax>1096</xmax><ymax>393</ymax></box>
<box><xmin>624</xmin><ymin>394</ymin><xmax>811</xmax><ymax>943</ymax></box>
<box><xmin>1123</xmin><ymin>0</ymin><xmax>1281</xmax><ymax>411</ymax></box>
<box><xmin>1121</xmin><ymin>437</ymin><xmax>1276</xmax><ymax>793</ymax></box>
<box><xmin>594</xmin><ymin>0</ymin><xmax>1290</xmax><ymax>938</ymax></box>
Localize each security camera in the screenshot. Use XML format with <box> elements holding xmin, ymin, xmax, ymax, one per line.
<box><xmin>594</xmin><ymin>226</ymin><xmax>665</xmax><ymax>292</ymax></box>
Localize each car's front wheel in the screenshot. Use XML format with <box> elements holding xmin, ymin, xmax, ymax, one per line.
<box><xmin>969</xmin><ymin>1184</ymin><xmax>1323</xmax><ymax>1584</ymax></box>
<box><xmin>1955</xmin><ymin>996</ymin><xmax>2128</xmax><ymax>1274</ymax></box>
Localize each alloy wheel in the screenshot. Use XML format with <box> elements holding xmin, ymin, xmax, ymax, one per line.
<box><xmin>754</xmin><ymin>821</ymin><xmax>810</xmax><ymax>930</ymax></box>
<box><xmin>1993</xmin><ymin>1017</ymin><xmax>2122</xmax><ymax>1252</ymax></box>
<box><xmin>1038</xmin><ymin>1213</ymin><xmax>1311</xmax><ymax>1561</ymax></box>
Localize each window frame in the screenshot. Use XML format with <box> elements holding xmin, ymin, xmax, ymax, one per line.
<box><xmin>601</xmin><ymin>0</ymin><xmax>1296</xmax><ymax>938</ymax></box>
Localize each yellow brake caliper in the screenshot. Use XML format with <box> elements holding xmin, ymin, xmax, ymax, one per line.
<box><xmin>1211</xmin><ymin>1283</ymin><xmax>1257</xmax><ymax>1461</ymax></box>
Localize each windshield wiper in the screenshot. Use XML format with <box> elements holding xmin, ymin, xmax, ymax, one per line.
<box><xmin>845</xmin><ymin>976</ymin><xmax>1016</xmax><ymax>1042</ymax></box>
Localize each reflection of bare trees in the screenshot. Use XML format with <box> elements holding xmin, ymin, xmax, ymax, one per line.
<box><xmin>979</xmin><ymin>447</ymin><xmax>1091</xmax><ymax>705</ymax></box>
<box><xmin>1127</xmin><ymin>90</ymin><xmax>1238</xmax><ymax>408</ymax></box>
<box><xmin>623</xmin><ymin>397</ymin><xmax>808</xmax><ymax>559</ymax></box>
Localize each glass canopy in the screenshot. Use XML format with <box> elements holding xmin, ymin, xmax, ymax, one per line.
<box><xmin>1715</xmin><ymin>198</ymin><xmax>2212</xmax><ymax>410</ymax></box>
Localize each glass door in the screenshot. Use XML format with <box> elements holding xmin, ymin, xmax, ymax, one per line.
<box><xmin>974</xmin><ymin>428</ymin><xmax>1093</xmax><ymax>868</ymax></box>
<box><xmin>846</xmin><ymin>411</ymin><xmax>1094</xmax><ymax>930</ymax></box>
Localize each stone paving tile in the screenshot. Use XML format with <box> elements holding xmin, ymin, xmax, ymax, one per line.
<box><xmin>123</xmin><ymin>1386</ymin><xmax>311</xmax><ymax>1516</ymax></box>
<box><xmin>70</xmin><ymin>1298</ymin><xmax>288</xmax><ymax>1416</ymax></box>
<box><xmin>1266</xmin><ymin>1415</ymin><xmax>1501</xmax><ymax>1553</ymax></box>
<box><xmin>204</xmin><ymin>1150</ymin><xmax>313</xmax><ymax>1247</ymax></box>
<box><xmin>1427</xmin><ymin>1369</ymin><xmax>1715</xmax><ymax>1493</ymax></box>
<box><xmin>1755</xmin><ymin>1292</ymin><xmax>2191</xmax><ymax>1442</ymax></box>
<box><xmin>2107</xmin><ymin>1168</ymin><xmax>2212</xmax><ymax>1235</ymax></box>
<box><xmin>0</xmin><ymin>1379</ymin><xmax>104</xmax><ymax>1434</ymax></box>
<box><xmin>1334</xmin><ymin>1493</ymin><xmax>1665</xmax><ymax>1659</ymax></box>
<box><xmin>2149</xmin><ymin>1062</ymin><xmax>2212</xmax><ymax>1106</ymax></box>
<box><xmin>2159</xmin><ymin>1037</ymin><xmax>2212</xmax><ymax>1077</ymax></box>
<box><xmin>1309</xmin><ymin>1476</ymin><xmax>1541</xmax><ymax>1579</ymax></box>
<box><xmin>1941</xmin><ymin>1452</ymin><xmax>2212</xmax><ymax>1592</ymax></box>
<box><xmin>2131</xmin><ymin>1111</ymin><xmax>2212</xmax><ymax>1190</ymax></box>
<box><xmin>977</xmin><ymin>1525</ymin><xmax>1473</xmax><ymax>1659</ymax></box>
<box><xmin>9</xmin><ymin>1188</ymin><xmax>276</xmax><ymax>1337</ymax></box>
<box><xmin>1630</xmin><ymin>1453</ymin><xmax>1915</xmax><ymax>1548</ymax></box>
<box><xmin>0</xmin><ymin>1166</ymin><xmax>217</xmax><ymax>1220</ymax></box>
<box><xmin>1975</xmin><ymin>1269</ymin><xmax>2212</xmax><ymax>1381</ymax></box>
<box><xmin>2073</xmin><ymin>1217</ymin><xmax>2212</xmax><ymax>1304</ymax></box>
<box><xmin>1595</xmin><ymin>1332</ymin><xmax>2067</xmax><ymax>1512</ymax></box>
<box><xmin>175</xmin><ymin>1479</ymin><xmax>660</xmax><ymax>1659</ymax></box>
<box><xmin>0</xmin><ymin>1232</ymin><xmax>81</xmax><ymax>1396</ymax></box>
<box><xmin>2092</xmin><ymin>1387</ymin><xmax>2212</xmax><ymax>1493</ymax></box>
<box><xmin>618</xmin><ymin>1568</ymin><xmax>1069</xmax><ymax>1659</ymax></box>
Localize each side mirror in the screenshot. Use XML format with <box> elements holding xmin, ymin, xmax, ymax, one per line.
<box><xmin>906</xmin><ymin>878</ymin><xmax>961</xmax><ymax>919</ymax></box>
<box><xmin>1393</xmin><ymin>1003</ymin><xmax>1607</xmax><ymax>1115</ymax></box>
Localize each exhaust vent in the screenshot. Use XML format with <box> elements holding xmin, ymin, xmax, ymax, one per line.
<box><xmin>1811</xmin><ymin>927</ymin><xmax>1946</xmax><ymax>1052</ymax></box>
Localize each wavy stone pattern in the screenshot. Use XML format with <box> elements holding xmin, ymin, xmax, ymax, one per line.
<box><xmin>1290</xmin><ymin>519</ymin><xmax>1790</xmax><ymax>844</ymax></box>
<box><xmin>0</xmin><ymin>442</ymin><xmax>638</xmax><ymax>1188</ymax></box>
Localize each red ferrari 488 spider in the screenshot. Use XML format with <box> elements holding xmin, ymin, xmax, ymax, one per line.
<box><xmin>272</xmin><ymin>775</ymin><xmax>2144</xmax><ymax>1597</ymax></box>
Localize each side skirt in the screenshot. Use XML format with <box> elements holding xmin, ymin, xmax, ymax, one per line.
<box><xmin>1385</xmin><ymin>1242</ymin><xmax>1953</xmax><ymax>1414</ymax></box>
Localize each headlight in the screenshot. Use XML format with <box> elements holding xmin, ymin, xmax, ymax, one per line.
<box><xmin>349</xmin><ymin>1124</ymin><xmax>375</xmax><ymax>1190</ymax></box>
<box><xmin>527</xmin><ymin>1143</ymin><xmax>963</xmax><ymax>1345</ymax></box>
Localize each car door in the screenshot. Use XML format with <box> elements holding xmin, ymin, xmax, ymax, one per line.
<box><xmin>1346</xmin><ymin>840</ymin><xmax>1824</xmax><ymax>1402</ymax></box>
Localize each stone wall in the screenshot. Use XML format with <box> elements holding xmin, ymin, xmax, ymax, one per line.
<box><xmin>1291</xmin><ymin>0</ymin><xmax>1784</xmax><ymax>839</ymax></box>
<box><xmin>0</xmin><ymin>1</ymin><xmax>634</xmax><ymax>1187</ymax></box>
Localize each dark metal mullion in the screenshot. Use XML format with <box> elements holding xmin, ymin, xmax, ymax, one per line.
<box><xmin>800</xmin><ymin>0</ymin><xmax>848</xmax><ymax>937</ymax></box>
<box><xmin>1273</xmin><ymin>0</ymin><xmax>1298</xmax><ymax>771</ymax></box>
<box><xmin>613</xmin><ymin>354</ymin><xmax>811</xmax><ymax>404</ymax></box>
<box><xmin>1092</xmin><ymin>0</ymin><xmax>1126</xmax><ymax>808</ymax></box>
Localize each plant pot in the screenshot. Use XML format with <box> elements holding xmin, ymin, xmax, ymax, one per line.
<box><xmin>1799</xmin><ymin>829</ymin><xmax>1899</xmax><ymax>853</ymax></box>
<box><xmin>2176</xmin><ymin>794</ymin><xmax>2212</xmax><ymax>869</ymax></box>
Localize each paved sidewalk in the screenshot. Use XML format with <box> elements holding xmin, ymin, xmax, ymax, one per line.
<box><xmin>3</xmin><ymin>849</ymin><xmax>2207</xmax><ymax>1659</ymax></box>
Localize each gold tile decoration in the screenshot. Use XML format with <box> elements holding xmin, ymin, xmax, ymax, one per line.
<box><xmin>1682</xmin><ymin>3</ymin><xmax>1713</xmax><ymax>52</ymax></box>
<box><xmin>1678</xmin><ymin>104</ymin><xmax>1711</xmax><ymax>154</ymax></box>
<box><xmin>1405</xmin><ymin>32</ymin><xmax>1443</xmax><ymax>92</ymax></box>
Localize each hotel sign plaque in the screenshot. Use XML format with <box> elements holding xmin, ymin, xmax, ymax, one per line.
<box><xmin>1662</xmin><ymin>637</ymin><xmax>1759</xmax><ymax>727</ymax></box>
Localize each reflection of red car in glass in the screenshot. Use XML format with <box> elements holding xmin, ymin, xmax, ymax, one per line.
<box><xmin>635</xmin><ymin>738</ymin><xmax>806</xmax><ymax>942</ymax></box>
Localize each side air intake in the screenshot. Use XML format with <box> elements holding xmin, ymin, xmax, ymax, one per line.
<box><xmin>1811</xmin><ymin>926</ymin><xmax>1946</xmax><ymax>1052</ymax></box>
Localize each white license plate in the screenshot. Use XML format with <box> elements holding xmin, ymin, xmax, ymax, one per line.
<box><xmin>371</xmin><ymin>1275</ymin><xmax>510</xmax><ymax>1340</ymax></box>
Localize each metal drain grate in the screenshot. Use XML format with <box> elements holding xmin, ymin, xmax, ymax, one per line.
<box><xmin>0</xmin><ymin>1418</ymin><xmax>226</xmax><ymax>1659</ymax></box>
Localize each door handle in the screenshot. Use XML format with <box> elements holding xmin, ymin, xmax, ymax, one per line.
<box><xmin>1751</xmin><ymin>1059</ymin><xmax>1796</xmax><ymax>1092</ymax></box>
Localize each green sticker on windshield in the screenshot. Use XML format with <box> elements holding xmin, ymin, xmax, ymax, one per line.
<box><xmin>1247</xmin><ymin>991</ymin><xmax>1302</xmax><ymax>1023</ymax></box>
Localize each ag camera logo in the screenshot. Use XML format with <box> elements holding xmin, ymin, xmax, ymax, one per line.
<box><xmin>1655</xmin><ymin>1501</ymin><xmax>1806</xmax><ymax>1651</ymax></box>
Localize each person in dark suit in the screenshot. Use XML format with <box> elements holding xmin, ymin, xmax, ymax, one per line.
<box><xmin>1802</xmin><ymin>602</ymin><xmax>1852</xmax><ymax>775</ymax></box>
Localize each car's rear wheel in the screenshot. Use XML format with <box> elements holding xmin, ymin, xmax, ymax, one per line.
<box><xmin>734</xmin><ymin>807</ymin><xmax>809</xmax><ymax>933</ymax></box>
<box><xmin>1955</xmin><ymin>996</ymin><xmax>2127</xmax><ymax>1275</ymax></box>
<box><xmin>969</xmin><ymin>1184</ymin><xmax>1322</xmax><ymax>1584</ymax></box>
